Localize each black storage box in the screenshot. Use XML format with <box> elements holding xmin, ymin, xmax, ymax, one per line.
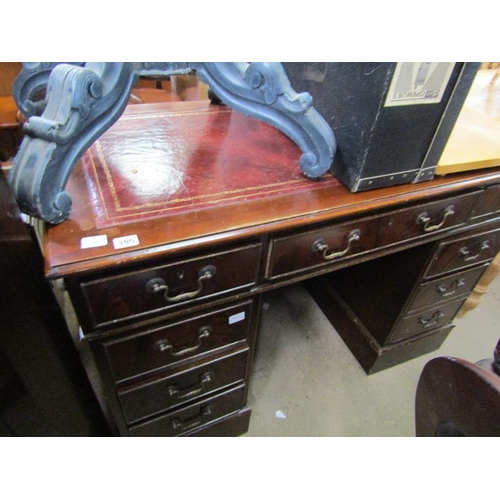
<box><xmin>283</xmin><ymin>62</ymin><xmax>480</xmax><ymax>191</ymax></box>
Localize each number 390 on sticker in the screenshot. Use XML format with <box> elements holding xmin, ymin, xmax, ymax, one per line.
<box><xmin>112</xmin><ymin>234</ymin><xmax>140</xmax><ymax>250</ymax></box>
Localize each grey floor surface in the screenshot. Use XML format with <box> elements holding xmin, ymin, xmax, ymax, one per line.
<box><xmin>244</xmin><ymin>275</ymin><xmax>500</xmax><ymax>437</ymax></box>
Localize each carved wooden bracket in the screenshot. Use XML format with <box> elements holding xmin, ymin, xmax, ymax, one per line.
<box><xmin>9</xmin><ymin>62</ymin><xmax>336</xmax><ymax>224</ymax></box>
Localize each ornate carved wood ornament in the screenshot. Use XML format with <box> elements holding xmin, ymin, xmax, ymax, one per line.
<box><xmin>8</xmin><ymin>62</ymin><xmax>337</xmax><ymax>224</ymax></box>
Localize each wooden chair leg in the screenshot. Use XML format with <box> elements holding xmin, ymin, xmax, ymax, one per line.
<box><xmin>457</xmin><ymin>251</ymin><xmax>500</xmax><ymax>317</ymax></box>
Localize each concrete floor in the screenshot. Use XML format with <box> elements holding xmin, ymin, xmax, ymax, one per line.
<box><xmin>245</xmin><ymin>275</ymin><xmax>500</xmax><ymax>437</ymax></box>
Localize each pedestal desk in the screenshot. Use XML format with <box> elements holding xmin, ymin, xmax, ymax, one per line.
<box><xmin>41</xmin><ymin>101</ymin><xmax>500</xmax><ymax>437</ymax></box>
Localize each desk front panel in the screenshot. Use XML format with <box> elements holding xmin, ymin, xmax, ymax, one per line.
<box><xmin>49</xmin><ymin>164</ymin><xmax>500</xmax><ymax>435</ymax></box>
<box><xmin>267</xmin><ymin>190</ymin><xmax>481</xmax><ymax>280</ymax></box>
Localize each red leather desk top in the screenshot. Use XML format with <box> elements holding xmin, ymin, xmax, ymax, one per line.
<box><xmin>81</xmin><ymin>101</ymin><xmax>340</xmax><ymax>228</ymax></box>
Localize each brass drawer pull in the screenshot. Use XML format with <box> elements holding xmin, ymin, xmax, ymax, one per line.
<box><xmin>436</xmin><ymin>279</ymin><xmax>465</xmax><ymax>297</ymax></box>
<box><xmin>167</xmin><ymin>372</ymin><xmax>213</xmax><ymax>401</ymax></box>
<box><xmin>416</xmin><ymin>205</ymin><xmax>455</xmax><ymax>232</ymax></box>
<box><xmin>171</xmin><ymin>405</ymin><xmax>212</xmax><ymax>433</ymax></box>
<box><xmin>146</xmin><ymin>265</ymin><xmax>216</xmax><ymax>303</ymax></box>
<box><xmin>154</xmin><ymin>326</ymin><xmax>212</xmax><ymax>357</ymax></box>
<box><xmin>312</xmin><ymin>229</ymin><xmax>361</xmax><ymax>261</ymax></box>
<box><xmin>458</xmin><ymin>241</ymin><xmax>490</xmax><ymax>262</ymax></box>
<box><xmin>419</xmin><ymin>311</ymin><xmax>445</xmax><ymax>328</ymax></box>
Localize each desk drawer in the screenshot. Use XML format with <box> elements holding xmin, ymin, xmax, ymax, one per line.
<box><xmin>390</xmin><ymin>298</ymin><xmax>465</xmax><ymax>344</ymax></box>
<box><xmin>267</xmin><ymin>191</ymin><xmax>480</xmax><ymax>279</ymax></box>
<box><xmin>268</xmin><ymin>217</ymin><xmax>376</xmax><ymax>279</ymax></box>
<box><xmin>129</xmin><ymin>384</ymin><xmax>246</xmax><ymax>437</ymax></box>
<box><xmin>425</xmin><ymin>227</ymin><xmax>500</xmax><ymax>278</ymax></box>
<box><xmin>118</xmin><ymin>348</ymin><xmax>248</xmax><ymax>424</ymax></box>
<box><xmin>104</xmin><ymin>300</ymin><xmax>254</xmax><ymax>383</ymax></box>
<box><xmin>407</xmin><ymin>265</ymin><xmax>486</xmax><ymax>314</ymax></box>
<box><xmin>471</xmin><ymin>184</ymin><xmax>500</xmax><ymax>220</ymax></box>
<box><xmin>78</xmin><ymin>244</ymin><xmax>261</xmax><ymax>329</ymax></box>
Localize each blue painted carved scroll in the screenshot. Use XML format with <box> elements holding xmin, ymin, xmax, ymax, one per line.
<box><xmin>9</xmin><ymin>63</ymin><xmax>139</xmax><ymax>223</ymax></box>
<box><xmin>9</xmin><ymin>62</ymin><xmax>337</xmax><ymax>224</ymax></box>
<box><xmin>195</xmin><ymin>63</ymin><xmax>336</xmax><ymax>179</ymax></box>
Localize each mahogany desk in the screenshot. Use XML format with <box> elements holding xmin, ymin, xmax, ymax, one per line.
<box><xmin>42</xmin><ymin>101</ymin><xmax>500</xmax><ymax>437</ymax></box>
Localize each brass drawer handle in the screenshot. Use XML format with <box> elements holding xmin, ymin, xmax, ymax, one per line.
<box><xmin>146</xmin><ymin>265</ymin><xmax>216</xmax><ymax>303</ymax></box>
<box><xmin>154</xmin><ymin>326</ymin><xmax>212</xmax><ymax>357</ymax></box>
<box><xmin>436</xmin><ymin>279</ymin><xmax>465</xmax><ymax>297</ymax></box>
<box><xmin>171</xmin><ymin>405</ymin><xmax>212</xmax><ymax>433</ymax></box>
<box><xmin>167</xmin><ymin>372</ymin><xmax>213</xmax><ymax>400</ymax></box>
<box><xmin>416</xmin><ymin>205</ymin><xmax>455</xmax><ymax>232</ymax></box>
<box><xmin>458</xmin><ymin>241</ymin><xmax>490</xmax><ymax>262</ymax></box>
<box><xmin>419</xmin><ymin>311</ymin><xmax>445</xmax><ymax>328</ymax></box>
<box><xmin>312</xmin><ymin>229</ymin><xmax>361</xmax><ymax>261</ymax></box>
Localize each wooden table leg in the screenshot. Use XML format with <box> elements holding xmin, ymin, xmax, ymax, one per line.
<box><xmin>457</xmin><ymin>251</ymin><xmax>500</xmax><ymax>317</ymax></box>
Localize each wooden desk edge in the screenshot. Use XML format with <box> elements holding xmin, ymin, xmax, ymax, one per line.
<box><xmin>43</xmin><ymin>167</ymin><xmax>500</xmax><ymax>280</ymax></box>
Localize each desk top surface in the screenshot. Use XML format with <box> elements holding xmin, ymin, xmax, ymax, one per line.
<box><xmin>44</xmin><ymin>100</ymin><xmax>500</xmax><ymax>278</ymax></box>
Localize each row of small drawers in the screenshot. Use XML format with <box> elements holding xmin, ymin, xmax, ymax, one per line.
<box><xmin>106</xmin><ymin>255</ymin><xmax>489</xmax><ymax>430</ymax></box>
<box><xmin>124</xmin><ymin>231</ymin><xmax>497</xmax><ymax>430</ymax></box>
<box><xmin>386</xmin><ymin>227</ymin><xmax>500</xmax><ymax>344</ymax></box>
<box><xmin>73</xmin><ymin>188</ymin><xmax>499</xmax><ymax>332</ymax></box>
<box><xmin>99</xmin><ymin>300</ymin><xmax>255</xmax><ymax>433</ymax></box>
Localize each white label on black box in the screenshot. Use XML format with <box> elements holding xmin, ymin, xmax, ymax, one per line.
<box><xmin>228</xmin><ymin>311</ymin><xmax>245</xmax><ymax>325</ymax></box>
<box><xmin>385</xmin><ymin>63</ymin><xmax>455</xmax><ymax>107</ymax></box>
<box><xmin>113</xmin><ymin>234</ymin><xmax>140</xmax><ymax>250</ymax></box>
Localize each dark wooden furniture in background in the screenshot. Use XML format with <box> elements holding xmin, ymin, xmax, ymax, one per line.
<box><xmin>39</xmin><ymin>101</ymin><xmax>500</xmax><ymax>436</ymax></box>
<box><xmin>415</xmin><ymin>339</ymin><xmax>500</xmax><ymax>436</ymax></box>
<box><xmin>0</xmin><ymin>171</ymin><xmax>109</xmax><ymax>436</ymax></box>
